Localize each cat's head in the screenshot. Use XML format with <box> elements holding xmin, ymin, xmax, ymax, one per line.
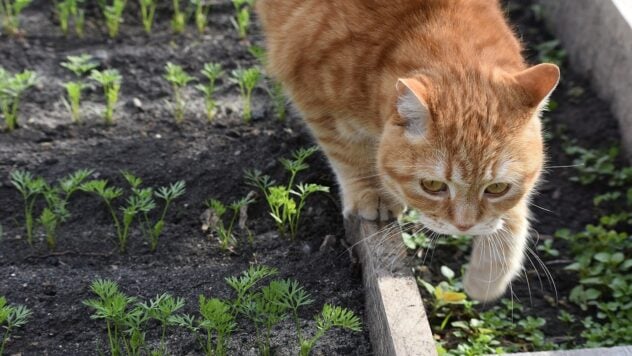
<box><xmin>378</xmin><ymin>63</ymin><xmax>560</xmax><ymax>235</ymax></box>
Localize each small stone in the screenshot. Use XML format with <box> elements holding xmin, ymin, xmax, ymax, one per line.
<box><xmin>132</xmin><ymin>97</ymin><xmax>143</xmax><ymax>110</ymax></box>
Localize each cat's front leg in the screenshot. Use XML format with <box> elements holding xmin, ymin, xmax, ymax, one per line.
<box><xmin>463</xmin><ymin>204</ymin><xmax>529</xmax><ymax>302</ymax></box>
<box><xmin>306</xmin><ymin>116</ymin><xmax>404</xmax><ymax>221</ymax></box>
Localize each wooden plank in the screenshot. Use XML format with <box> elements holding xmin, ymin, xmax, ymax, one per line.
<box><xmin>344</xmin><ymin>216</ymin><xmax>437</xmax><ymax>356</ymax></box>
<box><xmin>510</xmin><ymin>346</ymin><xmax>632</xmax><ymax>356</ymax></box>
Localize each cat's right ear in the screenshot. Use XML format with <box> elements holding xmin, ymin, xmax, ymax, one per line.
<box><xmin>396</xmin><ymin>78</ymin><xmax>430</xmax><ymax>136</ymax></box>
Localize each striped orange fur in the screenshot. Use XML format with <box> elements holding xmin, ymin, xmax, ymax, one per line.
<box><xmin>256</xmin><ymin>0</ymin><xmax>560</xmax><ymax>301</ymax></box>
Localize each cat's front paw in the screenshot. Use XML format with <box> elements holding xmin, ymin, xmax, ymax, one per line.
<box><xmin>463</xmin><ymin>268</ymin><xmax>509</xmax><ymax>302</ymax></box>
<box><xmin>342</xmin><ymin>189</ymin><xmax>404</xmax><ymax>221</ymax></box>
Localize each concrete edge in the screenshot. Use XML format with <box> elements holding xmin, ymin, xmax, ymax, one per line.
<box><xmin>344</xmin><ymin>216</ymin><xmax>437</xmax><ymax>356</ymax></box>
<box><xmin>538</xmin><ymin>0</ymin><xmax>632</xmax><ymax>158</ymax></box>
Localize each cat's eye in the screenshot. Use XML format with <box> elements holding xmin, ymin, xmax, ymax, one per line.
<box><xmin>485</xmin><ymin>183</ymin><xmax>510</xmax><ymax>196</ymax></box>
<box><xmin>421</xmin><ymin>180</ymin><xmax>448</xmax><ymax>194</ymax></box>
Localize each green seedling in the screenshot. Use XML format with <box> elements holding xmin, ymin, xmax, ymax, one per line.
<box><xmin>0</xmin><ymin>67</ymin><xmax>38</xmax><ymax>132</ymax></box>
<box><xmin>138</xmin><ymin>0</ymin><xmax>156</xmax><ymax>34</ymax></box>
<box><xmin>82</xmin><ymin>173</ymin><xmax>184</xmax><ymax>253</ymax></box>
<box><xmin>10</xmin><ymin>170</ymin><xmax>46</xmax><ymax>245</ymax></box>
<box><xmin>230</xmin><ymin>67</ymin><xmax>261</xmax><ymax>123</ymax></box>
<box><xmin>0</xmin><ymin>296</ymin><xmax>32</xmax><ymax>355</ymax></box>
<box><xmin>171</xmin><ymin>0</ymin><xmax>186</xmax><ymax>33</ymax></box>
<box><xmin>140</xmin><ymin>293</ymin><xmax>185</xmax><ymax>352</ymax></box>
<box><xmin>61</xmin><ymin>54</ymin><xmax>99</xmax><ymax>77</ymax></box>
<box><xmin>246</xmin><ymin>146</ymin><xmax>329</xmax><ymax>239</ymax></box>
<box><xmin>39</xmin><ymin>169</ymin><xmax>93</xmax><ymax>250</ymax></box>
<box><xmin>298</xmin><ymin>304</ymin><xmax>362</xmax><ymax>356</ymax></box>
<box><xmin>268</xmin><ymin>81</ymin><xmax>286</xmax><ymax>122</ymax></box>
<box><xmin>0</xmin><ymin>0</ymin><xmax>32</xmax><ymax>35</ymax></box>
<box><xmin>226</xmin><ymin>265</ymin><xmax>278</xmax><ymax>313</ymax></box>
<box><xmin>90</xmin><ymin>69</ymin><xmax>122</xmax><ymax>125</ymax></box>
<box><xmin>169</xmin><ymin>297</ymin><xmax>236</xmax><ymax>356</ymax></box>
<box><xmin>206</xmin><ymin>196</ymin><xmax>253</xmax><ymax>252</ymax></box>
<box><xmin>102</xmin><ymin>0</ymin><xmax>126</xmax><ymax>38</ymax></box>
<box><xmin>56</xmin><ymin>0</ymin><xmax>85</xmax><ymax>36</ymax></box>
<box><xmin>195</xmin><ymin>62</ymin><xmax>223</xmax><ymax>122</ymax></box>
<box><xmin>84</xmin><ymin>279</ymin><xmax>144</xmax><ymax>356</ymax></box>
<box><xmin>536</xmin><ymin>239</ymin><xmax>560</xmax><ymax>257</ymax></box>
<box><xmin>191</xmin><ymin>0</ymin><xmax>209</xmax><ymax>33</ymax></box>
<box><xmin>141</xmin><ymin>180</ymin><xmax>186</xmax><ymax>252</ymax></box>
<box><xmin>62</xmin><ymin>81</ymin><xmax>85</xmax><ymax>123</ymax></box>
<box><xmin>164</xmin><ymin>62</ymin><xmax>195</xmax><ymax>123</ymax></box>
<box><xmin>230</xmin><ymin>0</ymin><xmax>252</xmax><ymax>39</ymax></box>
<box><xmin>61</xmin><ymin>55</ymin><xmax>98</xmax><ymax>122</ymax></box>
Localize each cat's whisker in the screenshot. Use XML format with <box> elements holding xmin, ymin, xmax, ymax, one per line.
<box><xmin>530</xmin><ymin>203</ymin><xmax>556</xmax><ymax>214</ymax></box>
<box><xmin>526</xmin><ymin>246</ymin><xmax>559</xmax><ymax>302</ymax></box>
<box><xmin>523</xmin><ymin>248</ymin><xmax>545</xmax><ymax>294</ymax></box>
<box><xmin>523</xmin><ymin>267</ymin><xmax>534</xmax><ymax>306</ymax></box>
<box><xmin>544</xmin><ymin>164</ymin><xmax>584</xmax><ymax>169</ymax></box>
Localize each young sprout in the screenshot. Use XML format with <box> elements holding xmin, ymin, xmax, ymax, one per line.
<box><xmin>61</xmin><ymin>54</ymin><xmax>99</xmax><ymax>77</ymax></box>
<box><xmin>191</xmin><ymin>0</ymin><xmax>209</xmax><ymax>34</ymax></box>
<box><xmin>0</xmin><ymin>296</ymin><xmax>32</xmax><ymax>355</ymax></box>
<box><xmin>298</xmin><ymin>304</ymin><xmax>362</xmax><ymax>356</ymax></box>
<box><xmin>10</xmin><ymin>170</ymin><xmax>46</xmax><ymax>245</ymax></box>
<box><xmin>138</xmin><ymin>0</ymin><xmax>156</xmax><ymax>34</ymax></box>
<box><xmin>140</xmin><ymin>293</ymin><xmax>185</xmax><ymax>351</ymax></box>
<box><xmin>169</xmin><ymin>297</ymin><xmax>236</xmax><ymax>356</ymax></box>
<box><xmin>246</xmin><ymin>147</ymin><xmax>329</xmax><ymax>239</ymax></box>
<box><xmin>164</xmin><ymin>62</ymin><xmax>195</xmax><ymax>123</ymax></box>
<box><xmin>102</xmin><ymin>0</ymin><xmax>126</xmax><ymax>38</ymax></box>
<box><xmin>61</xmin><ymin>55</ymin><xmax>98</xmax><ymax>123</ymax></box>
<box><xmin>56</xmin><ymin>0</ymin><xmax>85</xmax><ymax>36</ymax></box>
<box><xmin>38</xmin><ymin>169</ymin><xmax>93</xmax><ymax>250</ymax></box>
<box><xmin>171</xmin><ymin>0</ymin><xmax>186</xmax><ymax>34</ymax></box>
<box><xmin>0</xmin><ymin>67</ymin><xmax>38</xmax><ymax>131</ymax></box>
<box><xmin>268</xmin><ymin>80</ymin><xmax>286</xmax><ymax>122</ymax></box>
<box><xmin>0</xmin><ymin>0</ymin><xmax>32</xmax><ymax>35</ymax></box>
<box><xmin>230</xmin><ymin>0</ymin><xmax>252</xmax><ymax>39</ymax></box>
<box><xmin>83</xmin><ymin>279</ymin><xmax>139</xmax><ymax>356</ymax></box>
<box><xmin>90</xmin><ymin>69</ymin><xmax>122</xmax><ymax>125</ymax></box>
<box><xmin>230</xmin><ymin>67</ymin><xmax>261</xmax><ymax>123</ymax></box>
<box><xmin>206</xmin><ymin>196</ymin><xmax>253</xmax><ymax>252</ymax></box>
<box><xmin>226</xmin><ymin>265</ymin><xmax>278</xmax><ymax>313</ymax></box>
<box><xmin>195</xmin><ymin>62</ymin><xmax>223</xmax><ymax>122</ymax></box>
<box><xmin>141</xmin><ymin>180</ymin><xmax>186</xmax><ymax>252</ymax></box>
<box><xmin>248</xmin><ymin>45</ymin><xmax>266</xmax><ymax>65</ymax></box>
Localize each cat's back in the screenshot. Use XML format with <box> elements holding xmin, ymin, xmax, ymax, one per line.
<box><xmin>256</xmin><ymin>0</ymin><xmax>520</xmax><ymax>119</ymax></box>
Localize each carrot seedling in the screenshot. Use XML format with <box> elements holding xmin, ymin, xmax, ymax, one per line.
<box><xmin>169</xmin><ymin>297</ymin><xmax>236</xmax><ymax>356</ymax></box>
<box><xmin>230</xmin><ymin>0</ymin><xmax>252</xmax><ymax>39</ymax></box>
<box><xmin>268</xmin><ymin>81</ymin><xmax>286</xmax><ymax>122</ymax></box>
<box><xmin>56</xmin><ymin>0</ymin><xmax>85</xmax><ymax>36</ymax></box>
<box><xmin>230</xmin><ymin>67</ymin><xmax>261</xmax><ymax>123</ymax></box>
<box><xmin>298</xmin><ymin>304</ymin><xmax>362</xmax><ymax>356</ymax></box>
<box><xmin>61</xmin><ymin>54</ymin><xmax>98</xmax><ymax>123</ymax></box>
<box><xmin>246</xmin><ymin>147</ymin><xmax>329</xmax><ymax>239</ymax></box>
<box><xmin>140</xmin><ymin>293</ymin><xmax>185</xmax><ymax>352</ymax></box>
<box><xmin>164</xmin><ymin>62</ymin><xmax>195</xmax><ymax>124</ymax></box>
<box><xmin>38</xmin><ymin>169</ymin><xmax>93</xmax><ymax>250</ymax></box>
<box><xmin>206</xmin><ymin>196</ymin><xmax>253</xmax><ymax>252</ymax></box>
<box><xmin>171</xmin><ymin>0</ymin><xmax>186</xmax><ymax>34</ymax></box>
<box><xmin>196</xmin><ymin>62</ymin><xmax>223</xmax><ymax>122</ymax></box>
<box><xmin>0</xmin><ymin>0</ymin><xmax>32</xmax><ymax>35</ymax></box>
<box><xmin>0</xmin><ymin>296</ymin><xmax>32</xmax><ymax>355</ymax></box>
<box><xmin>10</xmin><ymin>170</ymin><xmax>46</xmax><ymax>245</ymax></box>
<box><xmin>102</xmin><ymin>0</ymin><xmax>126</xmax><ymax>38</ymax></box>
<box><xmin>90</xmin><ymin>69</ymin><xmax>122</xmax><ymax>125</ymax></box>
<box><xmin>0</xmin><ymin>67</ymin><xmax>38</xmax><ymax>132</ymax></box>
<box><xmin>138</xmin><ymin>0</ymin><xmax>156</xmax><ymax>34</ymax></box>
<box><xmin>191</xmin><ymin>0</ymin><xmax>209</xmax><ymax>33</ymax></box>
<box><xmin>141</xmin><ymin>180</ymin><xmax>186</xmax><ymax>252</ymax></box>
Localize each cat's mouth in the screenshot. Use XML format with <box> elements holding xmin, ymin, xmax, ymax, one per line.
<box><xmin>416</xmin><ymin>213</ymin><xmax>503</xmax><ymax>237</ymax></box>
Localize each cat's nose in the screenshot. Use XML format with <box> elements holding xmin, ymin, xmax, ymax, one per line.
<box><xmin>455</xmin><ymin>224</ymin><xmax>474</xmax><ymax>232</ymax></box>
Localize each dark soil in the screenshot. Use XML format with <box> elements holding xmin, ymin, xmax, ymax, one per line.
<box><xmin>0</xmin><ymin>1</ymin><xmax>371</xmax><ymax>355</ymax></box>
<box><xmin>415</xmin><ymin>1</ymin><xmax>626</xmax><ymax>352</ymax></box>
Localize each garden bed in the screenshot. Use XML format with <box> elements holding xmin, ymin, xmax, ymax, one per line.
<box><xmin>0</xmin><ymin>1</ymin><xmax>371</xmax><ymax>355</ymax></box>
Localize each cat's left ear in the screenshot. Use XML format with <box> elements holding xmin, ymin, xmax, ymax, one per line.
<box><xmin>396</xmin><ymin>78</ymin><xmax>430</xmax><ymax>136</ymax></box>
<box><xmin>514</xmin><ymin>63</ymin><xmax>560</xmax><ymax>108</ymax></box>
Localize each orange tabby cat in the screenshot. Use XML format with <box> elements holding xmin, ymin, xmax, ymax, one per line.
<box><xmin>256</xmin><ymin>0</ymin><xmax>559</xmax><ymax>301</ymax></box>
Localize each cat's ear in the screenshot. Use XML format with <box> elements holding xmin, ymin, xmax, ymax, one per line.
<box><xmin>396</xmin><ymin>78</ymin><xmax>430</xmax><ymax>136</ymax></box>
<box><xmin>514</xmin><ymin>63</ymin><xmax>560</xmax><ymax>108</ymax></box>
